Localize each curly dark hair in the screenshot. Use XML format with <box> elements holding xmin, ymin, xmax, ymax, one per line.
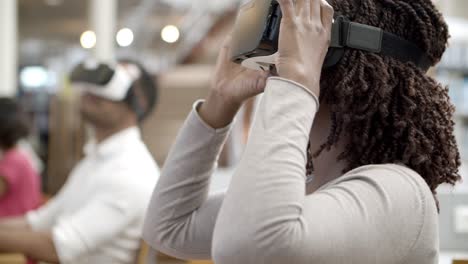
<box><xmin>0</xmin><ymin>98</ymin><xmax>30</xmax><ymax>150</ymax></box>
<box><xmin>307</xmin><ymin>0</ymin><xmax>461</xmax><ymax>196</ymax></box>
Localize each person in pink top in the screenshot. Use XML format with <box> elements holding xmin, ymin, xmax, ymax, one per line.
<box><xmin>0</xmin><ymin>98</ymin><xmax>41</xmax><ymax>218</ymax></box>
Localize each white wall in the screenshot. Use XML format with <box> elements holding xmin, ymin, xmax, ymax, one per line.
<box><xmin>0</xmin><ymin>0</ymin><xmax>17</xmax><ymax>97</ymax></box>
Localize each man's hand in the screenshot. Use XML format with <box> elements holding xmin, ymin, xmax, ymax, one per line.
<box><xmin>276</xmin><ymin>0</ymin><xmax>334</xmax><ymax>97</ymax></box>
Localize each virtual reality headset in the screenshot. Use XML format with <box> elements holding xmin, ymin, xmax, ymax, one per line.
<box><xmin>70</xmin><ymin>60</ymin><xmax>141</xmax><ymax>102</ymax></box>
<box><xmin>230</xmin><ymin>0</ymin><xmax>432</xmax><ymax>71</ymax></box>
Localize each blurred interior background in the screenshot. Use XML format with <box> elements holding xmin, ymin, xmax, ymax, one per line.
<box><xmin>0</xmin><ymin>0</ymin><xmax>467</xmax><ymax>263</ymax></box>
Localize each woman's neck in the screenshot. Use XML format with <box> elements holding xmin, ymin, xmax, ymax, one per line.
<box><xmin>307</xmin><ymin>144</ymin><xmax>348</xmax><ymax>193</ymax></box>
<box><xmin>307</xmin><ymin>104</ymin><xmax>349</xmax><ymax>193</ymax></box>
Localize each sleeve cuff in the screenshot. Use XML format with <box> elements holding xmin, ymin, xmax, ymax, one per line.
<box><xmin>268</xmin><ymin>77</ymin><xmax>320</xmax><ymax>111</ymax></box>
<box><xmin>25</xmin><ymin>211</ymin><xmax>42</xmax><ymax>231</ymax></box>
<box><xmin>51</xmin><ymin>220</ymin><xmax>89</xmax><ymax>263</ymax></box>
<box><xmin>189</xmin><ymin>100</ymin><xmax>233</xmax><ymax>135</ymax></box>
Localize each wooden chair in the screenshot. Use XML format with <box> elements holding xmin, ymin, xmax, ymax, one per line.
<box><xmin>137</xmin><ymin>241</ymin><xmax>156</xmax><ymax>264</ymax></box>
<box><xmin>137</xmin><ymin>241</ymin><xmax>215</xmax><ymax>264</ymax></box>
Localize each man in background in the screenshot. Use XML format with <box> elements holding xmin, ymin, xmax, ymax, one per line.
<box><xmin>0</xmin><ymin>60</ymin><xmax>160</xmax><ymax>264</ymax></box>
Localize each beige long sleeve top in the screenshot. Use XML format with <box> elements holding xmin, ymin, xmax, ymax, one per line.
<box><xmin>143</xmin><ymin>77</ymin><xmax>439</xmax><ymax>264</ymax></box>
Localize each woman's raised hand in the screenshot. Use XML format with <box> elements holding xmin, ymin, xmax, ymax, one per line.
<box><xmin>199</xmin><ymin>37</ymin><xmax>269</xmax><ymax>128</ymax></box>
<box><xmin>199</xmin><ymin>0</ymin><xmax>333</xmax><ymax>128</ymax></box>
<box><xmin>276</xmin><ymin>0</ymin><xmax>334</xmax><ymax>97</ymax></box>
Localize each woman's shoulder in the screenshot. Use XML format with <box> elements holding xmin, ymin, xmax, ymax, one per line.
<box><xmin>0</xmin><ymin>148</ymin><xmax>31</xmax><ymax>167</ymax></box>
<box><xmin>317</xmin><ymin>164</ymin><xmax>439</xmax><ymax>261</ymax></box>
<box><xmin>319</xmin><ymin>163</ymin><xmax>438</xmax><ymax>229</ymax></box>
<box><xmin>316</xmin><ymin>164</ymin><xmax>437</xmax><ymax>214</ymax></box>
<box><xmin>0</xmin><ymin>148</ymin><xmax>39</xmax><ymax>186</ymax></box>
<box><xmin>328</xmin><ymin>164</ymin><xmax>436</xmax><ymax>206</ymax></box>
<box><xmin>340</xmin><ymin>164</ymin><xmax>433</xmax><ymax>196</ymax></box>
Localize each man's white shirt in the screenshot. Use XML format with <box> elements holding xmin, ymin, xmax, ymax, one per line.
<box><xmin>27</xmin><ymin>127</ymin><xmax>160</xmax><ymax>264</ymax></box>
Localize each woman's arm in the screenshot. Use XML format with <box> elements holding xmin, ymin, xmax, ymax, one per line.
<box><xmin>143</xmin><ymin>30</ymin><xmax>269</xmax><ymax>260</ymax></box>
<box><xmin>211</xmin><ymin>77</ymin><xmax>318</xmax><ymax>263</ymax></box>
<box><xmin>142</xmin><ymin>105</ymin><xmax>230</xmax><ymax>260</ymax></box>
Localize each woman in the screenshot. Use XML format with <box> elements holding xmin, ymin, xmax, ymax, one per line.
<box><xmin>143</xmin><ymin>0</ymin><xmax>460</xmax><ymax>263</ymax></box>
<box><xmin>0</xmin><ymin>98</ymin><xmax>41</xmax><ymax>218</ymax></box>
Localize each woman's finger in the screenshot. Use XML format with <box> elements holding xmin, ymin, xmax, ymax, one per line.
<box><xmin>320</xmin><ymin>0</ymin><xmax>334</xmax><ymax>32</ymax></box>
<box><xmin>310</xmin><ymin>0</ymin><xmax>322</xmax><ymax>24</ymax></box>
<box><xmin>297</xmin><ymin>0</ymin><xmax>310</xmax><ymax>20</ymax></box>
<box><xmin>248</xmin><ymin>70</ymin><xmax>269</xmax><ymax>94</ymax></box>
<box><xmin>217</xmin><ymin>35</ymin><xmax>233</xmax><ymax>65</ymax></box>
<box><xmin>278</xmin><ymin>0</ymin><xmax>295</xmax><ymax>22</ymax></box>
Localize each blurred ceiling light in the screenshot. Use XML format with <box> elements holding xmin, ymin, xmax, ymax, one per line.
<box><xmin>116</xmin><ymin>28</ymin><xmax>134</xmax><ymax>47</ymax></box>
<box><xmin>161</xmin><ymin>25</ymin><xmax>180</xmax><ymax>44</ymax></box>
<box><xmin>44</xmin><ymin>0</ymin><xmax>63</xmax><ymax>6</ymax></box>
<box><xmin>80</xmin><ymin>30</ymin><xmax>96</xmax><ymax>49</ymax></box>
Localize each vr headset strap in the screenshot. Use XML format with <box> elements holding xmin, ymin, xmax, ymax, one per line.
<box><xmin>331</xmin><ymin>16</ymin><xmax>432</xmax><ymax>71</ymax></box>
<box><xmin>125</xmin><ymin>87</ymin><xmax>146</xmax><ymax>121</ymax></box>
<box><xmin>381</xmin><ymin>32</ymin><xmax>432</xmax><ymax>71</ymax></box>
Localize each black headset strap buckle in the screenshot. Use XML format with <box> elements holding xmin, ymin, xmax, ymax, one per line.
<box><xmin>329</xmin><ymin>15</ymin><xmax>346</xmax><ymax>49</ymax></box>
<box><xmin>323</xmin><ymin>15</ymin><xmax>347</xmax><ymax>68</ymax></box>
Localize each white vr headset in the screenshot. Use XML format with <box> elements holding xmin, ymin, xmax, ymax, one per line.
<box><xmin>70</xmin><ymin>60</ymin><xmax>141</xmax><ymax>101</ymax></box>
